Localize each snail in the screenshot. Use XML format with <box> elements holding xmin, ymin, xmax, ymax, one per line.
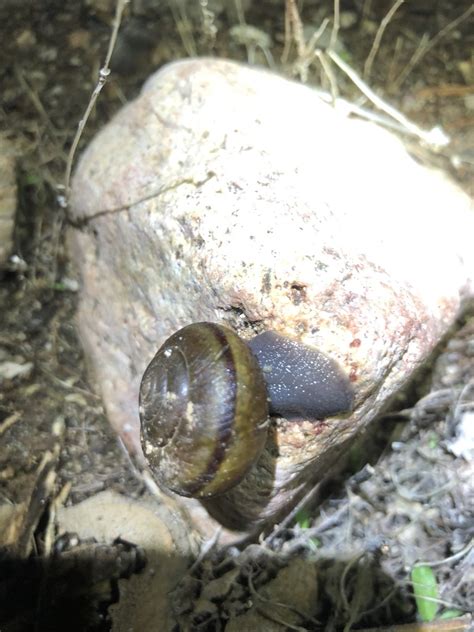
<box><xmin>139</xmin><ymin>322</ymin><xmax>354</xmax><ymax>499</ymax></box>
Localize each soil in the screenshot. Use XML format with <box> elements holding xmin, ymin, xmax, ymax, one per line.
<box><xmin>0</xmin><ymin>1</ymin><xmax>473</xmax><ymax>631</ymax></box>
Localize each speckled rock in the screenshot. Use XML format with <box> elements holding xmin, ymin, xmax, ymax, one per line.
<box><xmin>69</xmin><ymin>58</ymin><xmax>474</xmax><ymax>533</ymax></box>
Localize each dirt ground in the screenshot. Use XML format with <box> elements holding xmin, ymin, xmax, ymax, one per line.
<box><xmin>0</xmin><ymin>1</ymin><xmax>473</xmax><ymax>630</ymax></box>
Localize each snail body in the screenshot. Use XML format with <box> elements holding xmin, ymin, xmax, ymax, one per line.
<box><xmin>248</xmin><ymin>331</ymin><xmax>354</xmax><ymax>420</ymax></box>
<box><xmin>139</xmin><ymin>322</ymin><xmax>354</xmax><ymax>499</ymax></box>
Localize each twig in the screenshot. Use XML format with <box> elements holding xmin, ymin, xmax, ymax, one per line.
<box><xmin>256</xmin><ymin>606</ymin><xmax>307</xmax><ymax>632</ymax></box>
<box><xmin>308</xmin><ymin>17</ymin><xmax>330</xmax><ymax>51</ymax></box>
<box><xmin>43</xmin><ymin>482</ymin><xmax>72</xmax><ymax>558</ymax></box>
<box><xmin>391</xmin><ymin>466</ymin><xmax>454</xmax><ymax>502</ymax></box>
<box><xmin>326</xmin><ymin>48</ymin><xmax>450</xmax><ymax>148</ymax></box>
<box><xmin>403</xmin><ymin>587</ymin><xmax>469</xmax><ymax>613</ymax></box>
<box><xmin>0</xmin><ymin>412</ymin><xmax>22</xmax><ymax>437</ymax></box>
<box><xmin>278</xmin><ymin>504</ymin><xmax>350</xmax><ymax>555</ymax></box>
<box><xmin>168</xmin><ymin>0</ymin><xmax>197</xmax><ymax>56</ymax></box>
<box><xmin>413</xmin><ymin>539</ymin><xmax>474</xmax><ymax>569</ymax></box>
<box><xmin>15</xmin><ymin>67</ymin><xmax>60</xmax><ymax>137</ymax></box>
<box><xmin>281</xmin><ymin>0</ymin><xmax>292</xmax><ymax>64</ymax></box>
<box><xmin>387</xmin><ymin>35</ymin><xmax>404</xmax><ymax>85</ymax></box>
<box><xmin>198</xmin><ymin>0</ymin><xmax>217</xmax><ymax>49</ymax></box>
<box><xmin>296</xmin><ymin>504</ymin><xmax>349</xmax><ymax>539</ymax></box>
<box><xmin>187</xmin><ymin>528</ymin><xmax>222</xmax><ymax>575</ymax></box>
<box><xmin>339</xmin><ymin>551</ymin><xmax>365</xmax><ymax>611</ymax></box>
<box><xmin>391</xmin><ymin>31</ymin><xmax>430</xmax><ymax>92</ymax></box>
<box><xmin>451</xmin><ymin>379</ymin><xmax>474</xmax><ymax>425</ymax></box>
<box><xmin>301</xmin><ymin>19</ymin><xmax>331</xmax><ymax>83</ymax></box>
<box><xmin>234</xmin><ymin>0</ymin><xmax>246</xmax><ymax>26</ymax></box>
<box><xmin>392</xmin><ymin>4</ymin><xmax>474</xmax><ymax>90</ymax></box>
<box><xmin>416</xmin><ymin>84</ymin><xmax>474</xmax><ymax>99</ymax></box>
<box><xmin>313</xmin><ymin>87</ymin><xmax>433</xmax><ymax>136</ymax></box>
<box><xmin>329</xmin><ymin>0</ymin><xmax>340</xmax><ymax>50</ymax></box>
<box><xmin>364</xmin><ymin>0</ymin><xmax>404</xmax><ymax>80</ymax></box>
<box><xmin>315</xmin><ymin>49</ymin><xmax>339</xmax><ymax>102</ymax></box>
<box><xmin>15</xmin><ymin>418</ymin><xmax>65</xmax><ymax>558</ymax></box>
<box><xmin>37</xmin><ymin>365</ymin><xmax>102</xmax><ymax>400</ymax></box>
<box><xmin>248</xmin><ymin>571</ymin><xmax>320</xmax><ymax>628</ymax></box>
<box><xmin>284</xmin><ymin>0</ymin><xmax>306</xmax><ymax>62</ymax></box>
<box><xmin>62</xmin><ymin>0</ymin><xmax>129</xmax><ymax>207</ymax></box>
<box><xmin>356</xmin><ymin>585</ymin><xmax>400</xmax><ymax>619</ymax></box>
<box><xmin>282</xmin><ymin>0</ymin><xmax>332</xmax><ymax>83</ymax></box>
<box><xmin>265</xmin><ymin>480</ymin><xmax>322</xmax><ymax>544</ymax></box>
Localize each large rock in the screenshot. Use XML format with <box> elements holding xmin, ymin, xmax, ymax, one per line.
<box><xmin>69</xmin><ymin>58</ymin><xmax>473</xmax><ymax>533</ymax></box>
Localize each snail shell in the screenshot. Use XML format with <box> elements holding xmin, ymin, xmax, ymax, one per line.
<box><xmin>139</xmin><ymin>322</ymin><xmax>269</xmax><ymax>498</ymax></box>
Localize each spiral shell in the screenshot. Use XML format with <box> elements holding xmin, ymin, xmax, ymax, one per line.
<box><xmin>139</xmin><ymin>322</ymin><xmax>269</xmax><ymax>498</ymax></box>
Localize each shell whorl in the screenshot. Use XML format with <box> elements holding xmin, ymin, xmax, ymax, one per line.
<box><xmin>139</xmin><ymin>322</ymin><xmax>269</xmax><ymax>498</ymax></box>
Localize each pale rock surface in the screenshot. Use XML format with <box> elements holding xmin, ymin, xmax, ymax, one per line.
<box><xmin>70</xmin><ymin>58</ymin><xmax>474</xmax><ymax>532</ymax></box>
<box><xmin>57</xmin><ymin>491</ymin><xmax>198</xmax><ymax>631</ymax></box>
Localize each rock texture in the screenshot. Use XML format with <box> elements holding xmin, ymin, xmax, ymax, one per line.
<box><xmin>57</xmin><ymin>491</ymin><xmax>198</xmax><ymax>632</ymax></box>
<box><xmin>69</xmin><ymin>58</ymin><xmax>474</xmax><ymax>533</ymax></box>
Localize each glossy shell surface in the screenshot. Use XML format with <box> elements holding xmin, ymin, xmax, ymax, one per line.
<box><xmin>139</xmin><ymin>322</ymin><xmax>269</xmax><ymax>498</ymax></box>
